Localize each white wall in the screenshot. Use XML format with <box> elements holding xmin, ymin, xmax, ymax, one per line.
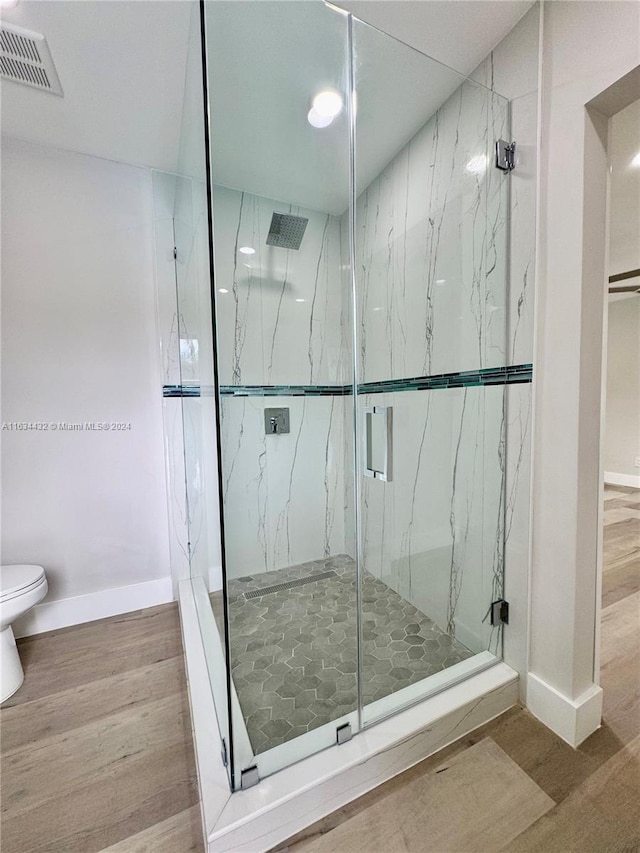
<box><xmin>609</xmin><ymin>99</ymin><xmax>640</xmax><ymax>278</ymax></box>
<box><xmin>603</xmin><ymin>98</ymin><xmax>640</xmax><ymax>485</ymax></box>
<box><xmin>529</xmin><ymin>0</ymin><xmax>640</xmax><ymax>746</ymax></box>
<box><xmin>1</xmin><ymin>138</ymin><xmax>172</xmax><ymax>634</ymax></box>
<box><xmin>604</xmin><ymin>297</ymin><xmax>640</xmax><ymax>481</ymax></box>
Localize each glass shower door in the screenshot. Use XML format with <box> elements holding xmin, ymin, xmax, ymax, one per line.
<box><xmin>351</xmin><ymin>18</ymin><xmax>510</xmax><ymax>725</ymax></box>
<box><xmin>203</xmin><ymin>0</ymin><xmax>358</xmax><ymax>787</ymax></box>
<box><xmin>199</xmin><ymin>0</ymin><xmax>513</xmax><ymax>789</ymax></box>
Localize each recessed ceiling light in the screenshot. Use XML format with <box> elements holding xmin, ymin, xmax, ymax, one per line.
<box><xmin>308</xmin><ymin>89</ymin><xmax>343</xmax><ymax>128</ymax></box>
<box><xmin>239</xmin><ymin>246</ymin><xmax>255</xmax><ymax>255</ymax></box>
<box><xmin>295</xmin><ymin>298</ymin><xmax>306</xmax><ymax>303</ymax></box>
<box><xmin>465</xmin><ymin>154</ymin><xmax>488</xmax><ymax>175</ymax></box>
<box><xmin>308</xmin><ymin>108</ymin><xmax>334</xmax><ymax>129</ymax></box>
<box><xmin>218</xmin><ymin>288</ymin><xmax>228</xmax><ymax>294</ymax></box>
<box><xmin>435</xmin><ymin>279</ymin><xmax>446</xmax><ymax>285</ymax></box>
<box><xmin>631</xmin><ymin>151</ymin><xmax>640</xmax><ymax>168</ymax></box>
<box><xmin>313</xmin><ymin>90</ymin><xmax>342</xmax><ymax>118</ymax></box>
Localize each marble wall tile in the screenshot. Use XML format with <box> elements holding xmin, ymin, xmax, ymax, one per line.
<box><xmin>353</xmin><ymin>79</ymin><xmax>510</xmax><ymax>384</ymax></box>
<box><xmin>161</xmin><ymin>397</ymin><xmax>190</xmax><ymax>587</ymax></box>
<box><xmin>357</xmin><ymin>386</ymin><xmax>504</xmax><ymax>654</ymax></box>
<box><xmin>502</xmin><ymin>382</ymin><xmax>532</xmax><ymax>675</ymax></box>
<box><xmin>505</xmin><ymin>90</ymin><xmax>537</xmax><ymax>367</ymax></box>
<box><xmin>220</xmin><ymin>395</ymin><xmax>347</xmax><ymax>579</ymax></box>
<box><xmin>349</xmin><ymin>70</ymin><xmax>514</xmax><ymax>660</ymax></box>
<box><xmin>211</xmin><ymin>185</ymin><xmax>345</xmax><ymax>387</ymax></box>
<box><xmin>469</xmin><ymin>4</ymin><xmax>539</xmax><ymax>684</ymax></box>
<box><xmin>153</xmin><ymin>171</ymin><xmax>182</xmax><ymax>387</ymax></box>
<box><xmin>154</xmin><ymin>170</ymin><xmax>222</xmax><ymax>591</ymax></box>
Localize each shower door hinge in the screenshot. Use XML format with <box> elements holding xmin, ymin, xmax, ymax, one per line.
<box><xmin>495</xmin><ymin>140</ymin><xmax>516</xmax><ymax>172</ymax></box>
<box><xmin>490</xmin><ymin>599</ymin><xmax>510</xmax><ymax>626</ymax></box>
<box><xmin>173</xmin><ymin>246</ymin><xmax>178</xmax><ymax>260</ymax></box>
<box><xmin>336</xmin><ymin>722</ymin><xmax>353</xmax><ymax>745</ymax></box>
<box><xmin>221</xmin><ymin>738</ymin><xmax>228</xmax><ymax>767</ymax></box>
<box><xmin>240</xmin><ymin>765</ymin><xmax>260</xmax><ymax>789</ymax></box>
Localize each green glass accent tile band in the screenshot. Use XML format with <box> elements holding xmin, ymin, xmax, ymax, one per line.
<box><xmin>163</xmin><ymin>364</ymin><xmax>533</xmax><ymax>398</ymax></box>
<box><xmin>218</xmin><ymin>384</ymin><xmax>351</xmax><ymax>397</ymax></box>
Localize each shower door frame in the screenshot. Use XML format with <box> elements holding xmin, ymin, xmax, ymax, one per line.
<box><xmin>198</xmin><ymin>0</ymin><xmax>511</xmax><ymax>794</ymax></box>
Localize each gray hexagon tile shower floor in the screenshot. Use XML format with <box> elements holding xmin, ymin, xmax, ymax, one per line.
<box><xmin>219</xmin><ymin>555</ymin><xmax>472</xmax><ymax>755</ymax></box>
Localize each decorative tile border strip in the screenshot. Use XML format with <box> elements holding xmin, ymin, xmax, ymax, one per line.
<box><xmin>163</xmin><ymin>384</ymin><xmax>203</xmax><ymax>398</ymax></box>
<box><xmin>360</xmin><ymin>363</ymin><xmax>533</xmax><ymax>395</ymax></box>
<box><xmin>163</xmin><ymin>364</ymin><xmax>532</xmax><ymax>398</ymax></box>
<box><xmin>219</xmin><ymin>384</ymin><xmax>350</xmax><ymax>397</ymax></box>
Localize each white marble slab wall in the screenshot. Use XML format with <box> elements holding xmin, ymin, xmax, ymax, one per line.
<box><xmin>221</xmin><ymin>395</ymin><xmax>346</xmax><ymax>578</ymax></box>
<box><xmin>354</xmin><ymin>78</ymin><xmax>509</xmax><ymax>384</ymax></box>
<box><xmin>212</xmin><ymin>185</ymin><xmax>345</xmax><ymax>386</ymax></box>
<box><xmin>153</xmin><ymin>170</ymin><xmax>222</xmax><ymax>592</ymax></box>
<box><xmin>347</xmin><ymin>70</ymin><xmax>512</xmax><ymax>650</ymax></box>
<box><xmin>153</xmin><ymin>171</ymin><xmax>190</xmax><ymax>587</ymax></box>
<box><xmin>358</xmin><ymin>385</ymin><xmax>503</xmax><ymax>654</ymax></box>
<box><xmin>211</xmin><ymin>185</ymin><xmax>349</xmax><ymax>579</ymax></box>
<box><xmin>471</xmin><ymin>4</ymin><xmax>540</xmax><ymax>685</ymax></box>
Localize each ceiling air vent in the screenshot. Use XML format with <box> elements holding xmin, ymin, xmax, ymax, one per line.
<box><xmin>0</xmin><ymin>22</ymin><xmax>63</xmax><ymax>96</ymax></box>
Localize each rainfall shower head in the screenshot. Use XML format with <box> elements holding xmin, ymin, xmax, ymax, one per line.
<box><xmin>266</xmin><ymin>212</ymin><xmax>308</xmax><ymax>250</ymax></box>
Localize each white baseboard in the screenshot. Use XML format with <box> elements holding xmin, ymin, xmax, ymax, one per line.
<box><xmin>14</xmin><ymin>577</ymin><xmax>174</xmax><ymax>638</ymax></box>
<box><xmin>526</xmin><ymin>672</ymin><xmax>603</xmax><ymax>747</ymax></box>
<box><xmin>604</xmin><ymin>471</ymin><xmax>640</xmax><ymax>489</ymax></box>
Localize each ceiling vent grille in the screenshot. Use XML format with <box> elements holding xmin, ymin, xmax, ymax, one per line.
<box><xmin>0</xmin><ymin>23</ymin><xmax>63</xmax><ymax>96</ymax></box>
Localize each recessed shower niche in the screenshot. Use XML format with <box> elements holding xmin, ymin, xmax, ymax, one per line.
<box><xmin>157</xmin><ymin>0</ymin><xmax>526</xmax><ymax>807</ymax></box>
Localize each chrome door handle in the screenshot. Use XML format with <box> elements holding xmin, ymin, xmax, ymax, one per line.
<box><xmin>364</xmin><ymin>405</ymin><xmax>393</xmax><ymax>482</ymax></box>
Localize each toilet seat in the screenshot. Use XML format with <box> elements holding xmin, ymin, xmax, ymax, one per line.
<box><xmin>0</xmin><ymin>565</ymin><xmax>47</xmax><ymax>603</ymax></box>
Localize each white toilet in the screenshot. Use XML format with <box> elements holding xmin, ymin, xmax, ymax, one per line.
<box><xmin>0</xmin><ymin>565</ymin><xmax>48</xmax><ymax>703</ymax></box>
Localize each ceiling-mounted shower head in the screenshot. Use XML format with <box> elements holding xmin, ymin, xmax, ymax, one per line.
<box><xmin>266</xmin><ymin>212</ymin><xmax>308</xmax><ymax>250</ymax></box>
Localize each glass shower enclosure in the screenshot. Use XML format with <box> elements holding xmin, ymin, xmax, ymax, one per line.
<box><xmin>166</xmin><ymin>0</ymin><xmax>515</xmax><ymax>792</ymax></box>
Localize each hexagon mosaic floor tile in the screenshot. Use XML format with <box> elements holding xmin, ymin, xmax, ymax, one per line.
<box><xmin>220</xmin><ymin>555</ymin><xmax>472</xmax><ymax>755</ymax></box>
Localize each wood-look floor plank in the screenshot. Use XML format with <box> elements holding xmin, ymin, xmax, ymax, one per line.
<box><xmin>602</xmin><ymin>554</ymin><xmax>640</xmax><ymax>608</ymax></box>
<box><xmin>274</xmin><ymin>723</ymin><xmax>479</xmax><ymax>851</ymax></box>
<box><xmin>599</xmin><ymin>591</ymin><xmax>640</xmax><ymax>746</ymax></box>
<box><xmin>0</xmin><ymin>740</ymin><xmax>198</xmax><ymax>853</ymax></box>
<box><xmin>6</xmin><ymin>615</ymin><xmax>183</xmax><ymax>705</ymax></box>
<box><xmin>603</xmin><ymin>547</ymin><xmax>640</xmax><ymax>576</ymax></box>
<box><xmin>2</xmin><ymin>692</ymin><xmax>189</xmax><ymax>818</ymax></box>
<box><xmin>604</xmin><ymin>488</ymin><xmax>631</xmax><ymax>499</ymax></box>
<box><xmin>98</xmin><ymin>805</ymin><xmax>203</xmax><ymax>853</ymax></box>
<box><xmin>468</xmin><ymin>706</ymin><xmax>606</xmax><ymax>804</ymax></box>
<box><xmin>291</xmin><ymin>738</ymin><xmax>553</xmax><ymax>853</ymax></box>
<box><xmin>605</xmin><ymin>486</ymin><xmax>640</xmax><ymax>497</ymax></box>
<box><xmin>601</xmin><ymin>590</ymin><xmax>640</xmax><ymax>666</ymax></box>
<box><xmin>506</xmin><ymin>735</ymin><xmax>640</xmax><ymax>852</ymax></box>
<box><xmin>603</xmin><ymin>497</ymin><xmax>639</xmax><ymax>510</ymax></box>
<box><xmin>0</xmin><ymin>656</ymin><xmax>185</xmax><ymax>752</ymax></box>
<box><xmin>0</xmin><ymin>603</ymin><xmax>199</xmax><ymax>853</ymax></box>
<box><xmin>604</xmin><ymin>507</ymin><xmax>640</xmax><ymax>525</ymax></box>
<box><xmin>14</xmin><ymin>603</ymin><xmax>180</xmax><ymax>658</ymax></box>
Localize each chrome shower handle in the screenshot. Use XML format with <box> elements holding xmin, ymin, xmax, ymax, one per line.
<box><xmin>364</xmin><ymin>405</ymin><xmax>393</xmax><ymax>482</ymax></box>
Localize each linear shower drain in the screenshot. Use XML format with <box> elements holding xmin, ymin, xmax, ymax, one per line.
<box><xmin>243</xmin><ymin>570</ymin><xmax>337</xmax><ymax>599</ymax></box>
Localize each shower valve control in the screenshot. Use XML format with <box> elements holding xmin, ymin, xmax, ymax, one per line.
<box><xmin>264</xmin><ymin>407</ymin><xmax>290</xmax><ymax>435</ymax></box>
